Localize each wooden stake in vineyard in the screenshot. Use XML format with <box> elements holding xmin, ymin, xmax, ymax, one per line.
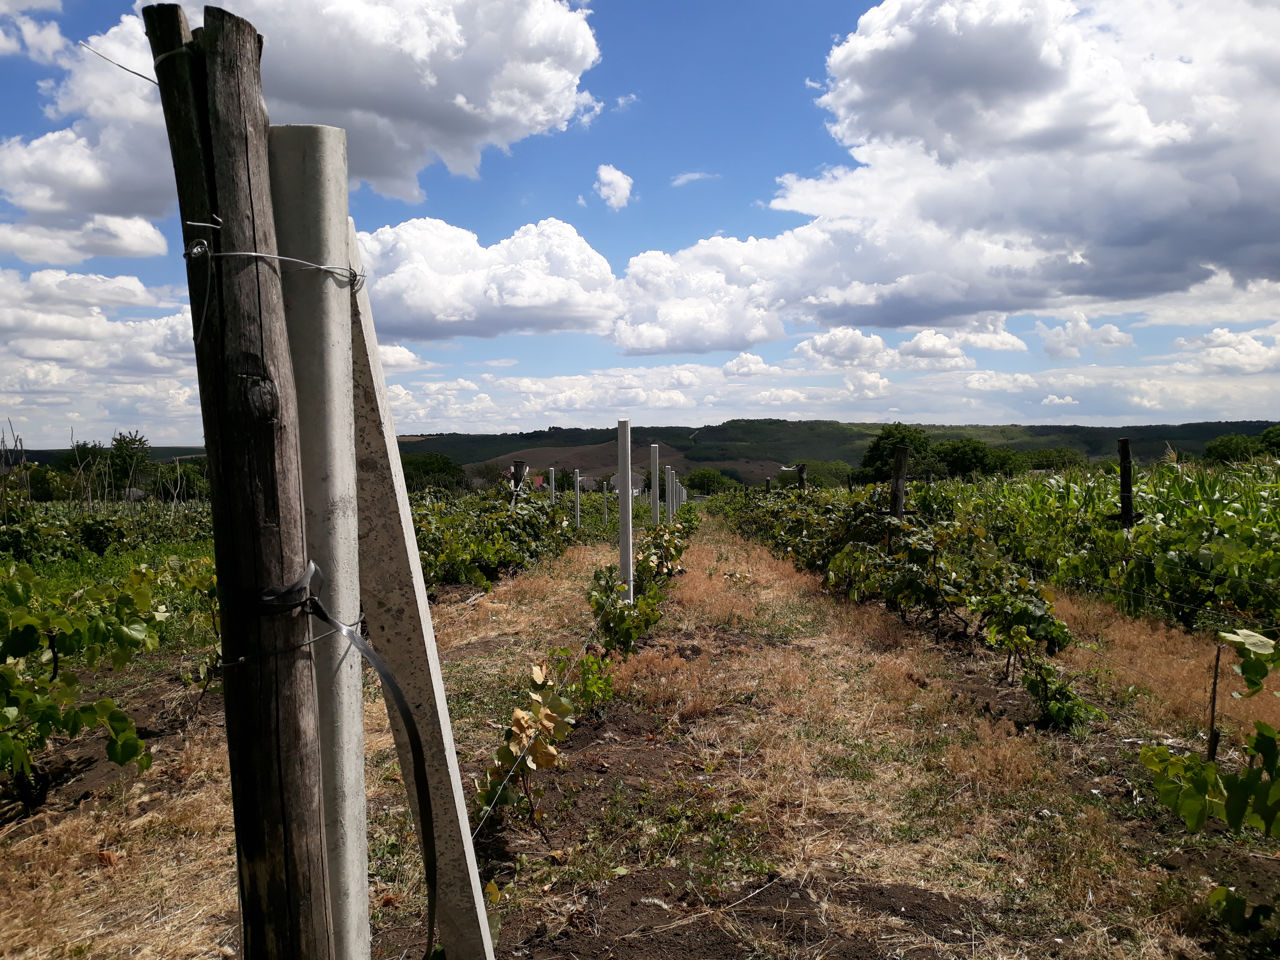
<box><xmin>144</xmin><ymin>6</ymin><xmax>335</xmax><ymax>957</ymax></box>
<box><xmin>145</xmin><ymin>7</ymin><xmax>497</xmax><ymax>958</ymax></box>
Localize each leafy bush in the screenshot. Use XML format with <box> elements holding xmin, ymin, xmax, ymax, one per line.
<box><xmin>1</xmin><ymin>563</ymin><xmax>168</xmax><ymax>779</ymax></box>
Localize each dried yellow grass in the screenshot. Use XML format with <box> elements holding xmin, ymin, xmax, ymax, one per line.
<box><xmin>1057</xmin><ymin>593</ymin><xmax>1280</xmax><ymax>734</ymax></box>
<box><xmin>0</xmin><ymin>729</ymin><xmax>238</xmax><ymax>960</ymax></box>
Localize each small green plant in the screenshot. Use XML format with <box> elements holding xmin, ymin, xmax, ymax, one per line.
<box><xmin>474</xmin><ymin>661</ymin><xmax>576</xmax><ymax>834</ymax></box>
<box><xmin>1021</xmin><ymin>659</ymin><xmax>1105</xmax><ymax>733</ymax></box>
<box><xmin>1</xmin><ymin>562</ymin><xmax>167</xmax><ymax>780</ymax></box>
<box><xmin>1143</xmin><ymin>722</ymin><xmax>1280</xmax><ymax>943</ymax></box>
<box><xmin>587</xmin><ymin>566</ymin><xmax>663</xmax><ymax>656</ymax></box>
<box><xmin>550</xmin><ymin>646</ymin><xmax>613</xmax><ymax>713</ymax></box>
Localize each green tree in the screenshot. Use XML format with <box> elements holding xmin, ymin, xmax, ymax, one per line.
<box><xmin>1258</xmin><ymin>425</ymin><xmax>1280</xmax><ymax>456</ymax></box>
<box><xmin>933</xmin><ymin>438</ymin><xmax>994</xmax><ymax>477</ymax></box>
<box><xmin>1204</xmin><ymin>433</ymin><xmax>1262</xmax><ymax>464</ymax></box>
<box><xmin>110</xmin><ymin>430</ymin><xmax>152</xmax><ymax>493</ymax></box>
<box><xmin>152</xmin><ymin>460</ymin><xmax>211</xmax><ymax>500</ymax></box>
<box><xmin>401</xmin><ymin>453</ymin><xmax>468</xmax><ymax>493</ymax></box>
<box><xmin>685</xmin><ymin>467</ymin><xmax>738</xmax><ymax>495</ymax></box>
<box><xmin>1021</xmin><ymin>447</ymin><xmax>1087</xmax><ymax>471</ymax></box>
<box><xmin>860</xmin><ymin>424</ymin><xmax>932</xmax><ymax>481</ymax></box>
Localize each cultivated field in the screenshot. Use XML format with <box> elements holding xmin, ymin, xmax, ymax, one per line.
<box><xmin>3</xmin><ymin>503</ymin><xmax>1277</xmax><ymax>958</ymax></box>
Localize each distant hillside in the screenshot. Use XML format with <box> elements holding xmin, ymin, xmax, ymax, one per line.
<box><xmin>410</xmin><ymin>418</ymin><xmax>1277</xmax><ymax>474</ymax></box>
<box><xmin>14</xmin><ymin>419</ymin><xmax>1275</xmax><ymax>473</ymax></box>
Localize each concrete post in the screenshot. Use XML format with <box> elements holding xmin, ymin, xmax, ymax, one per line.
<box><xmin>347</xmin><ymin>220</ymin><xmax>495</xmax><ymax>959</ymax></box>
<box><xmin>650</xmin><ymin>444</ymin><xmax>660</xmax><ymax>526</ymax></box>
<box><xmin>618</xmin><ymin>419</ymin><xmax>634</xmax><ymax>603</ymax></box>
<box><xmin>549</xmin><ymin>467</ymin><xmax>556</xmax><ymax>506</ymax></box>
<box><xmin>269</xmin><ymin>124</ymin><xmax>366</xmax><ymax>960</ymax></box>
<box><xmin>665</xmin><ymin>465</ymin><xmax>674</xmax><ymax>522</ymax></box>
<box><xmin>603</xmin><ymin>478</ymin><xmax>608</xmax><ymax>525</ymax></box>
<box><xmin>574</xmin><ymin>469</ymin><xmax>581</xmax><ymax>529</ymax></box>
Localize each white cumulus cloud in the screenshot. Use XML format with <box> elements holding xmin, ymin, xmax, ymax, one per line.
<box><xmin>594</xmin><ymin>164</ymin><xmax>634</xmax><ymax>210</ymax></box>
<box><xmin>360</xmin><ymin>217</ymin><xmax>623</xmax><ymax>339</ymax></box>
<box><xmin>1034</xmin><ymin>313</ymin><xmax>1133</xmax><ymax>359</ymax></box>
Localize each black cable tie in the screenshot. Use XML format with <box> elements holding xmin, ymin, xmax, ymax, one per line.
<box><xmin>258</xmin><ymin>560</ymin><xmax>323</xmax><ymax>614</ymax></box>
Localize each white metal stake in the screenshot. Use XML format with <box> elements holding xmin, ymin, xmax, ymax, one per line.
<box><xmin>650</xmin><ymin>444</ymin><xmax>660</xmax><ymax>526</ymax></box>
<box><xmin>268</xmin><ymin>124</ymin><xmax>366</xmax><ymax>960</ymax></box>
<box><xmin>574</xmin><ymin>469</ymin><xmax>581</xmax><ymax>529</ymax></box>
<box><xmin>549</xmin><ymin>467</ymin><xmax>556</xmax><ymax>506</ymax></box>
<box><xmin>618</xmin><ymin>419</ymin><xmax>634</xmax><ymax>602</ymax></box>
<box><xmin>346</xmin><ymin>220</ymin><xmax>495</xmax><ymax>959</ymax></box>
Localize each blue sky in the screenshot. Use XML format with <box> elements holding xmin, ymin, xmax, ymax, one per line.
<box><xmin>1</xmin><ymin>0</ymin><xmax>1278</xmax><ymax>447</ymax></box>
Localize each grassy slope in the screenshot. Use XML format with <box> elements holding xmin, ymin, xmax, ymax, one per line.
<box><xmin>18</xmin><ymin>418</ymin><xmax>1276</xmax><ymax>471</ymax></box>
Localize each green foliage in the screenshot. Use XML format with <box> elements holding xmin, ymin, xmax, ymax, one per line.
<box><xmin>1143</xmin><ymin>720</ymin><xmax>1280</xmax><ymax>943</ymax></box>
<box><xmin>1204</xmin><ymin>433</ymin><xmax>1264</xmax><ymax>464</ymax></box>
<box><xmin>708</xmin><ymin>486</ymin><xmax>1094</xmax><ymax>731</ymax></box>
<box><xmin>401</xmin><ymin>452</ymin><xmax>468</xmax><ymax>493</ymax></box>
<box><xmin>413</xmin><ymin>488</ymin><xmax>574</xmax><ymax>589</ymax></box>
<box><xmin>474</xmin><ymin>661</ymin><xmax>576</xmax><ymax>829</ymax></box>
<box><xmin>933</xmin><ymin>461</ymin><xmax>1279</xmax><ymax>633</ymax></box>
<box><xmin>1020</xmin><ymin>660</ymin><xmax>1105</xmax><ymax>733</ymax></box>
<box><xmin>587</xmin><ymin>566</ymin><xmax>663</xmax><ymax>657</ymax></box>
<box><xmin>151</xmin><ymin>460</ymin><xmax>211</xmax><ymax>501</ymax></box>
<box><xmin>685</xmin><ymin>467</ymin><xmax>738</xmax><ymax>495</ymax></box>
<box><xmin>550</xmin><ymin>646</ymin><xmax>613</xmax><ymax>713</ymax></box>
<box><xmin>861</xmin><ymin>423</ymin><xmax>933</xmax><ymax>481</ymax></box>
<box><xmin>109</xmin><ymin>430</ymin><xmax>152</xmax><ymax>490</ymax></box>
<box><xmin>0</xmin><ymin>562</ymin><xmax>168</xmax><ymax>777</ymax></box>
<box><xmin>1219</xmin><ymin>629</ymin><xmax>1279</xmax><ymax>699</ymax></box>
<box><xmin>1261</xmin><ymin>425</ymin><xmax>1280</xmax><ymax>457</ymax></box>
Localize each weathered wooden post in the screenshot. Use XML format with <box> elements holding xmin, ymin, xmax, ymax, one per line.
<box><xmin>890</xmin><ymin>444</ymin><xmax>909</xmax><ymax>519</ymax></box>
<box><xmin>1118</xmin><ymin>438</ymin><xmax>1134</xmax><ymax>528</ymax></box>
<box><xmin>765</xmin><ymin>478</ymin><xmax>771</xmax><ymax>493</ymax></box>
<box><xmin>618</xmin><ymin>419</ymin><xmax>634</xmax><ymax>602</ymax></box>
<box><xmin>1107</xmin><ymin>438</ymin><xmax>1145</xmax><ymax>529</ymax></box>
<box><xmin>796</xmin><ymin>463</ymin><xmax>808</xmax><ymax>492</ymax></box>
<box><xmin>347</xmin><ymin>222</ymin><xmax>495</xmax><ymax>959</ymax></box>
<box><xmin>549</xmin><ymin>466</ymin><xmax>556</xmax><ymax>506</ymax></box>
<box><xmin>269</xmin><ymin>123</ymin><xmax>366</xmax><ymax>960</ymax></box>
<box><xmin>650</xmin><ymin>444</ymin><xmax>660</xmax><ymax>525</ymax></box>
<box><xmin>574</xmin><ymin>469</ymin><xmax>581</xmax><ymax>529</ymax></box>
<box><xmin>144</xmin><ymin>6</ymin><xmax>335</xmax><ymax>956</ymax></box>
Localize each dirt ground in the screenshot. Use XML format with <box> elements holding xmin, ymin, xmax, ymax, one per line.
<box><xmin>2</xmin><ymin>518</ymin><xmax>1278</xmax><ymax>959</ymax></box>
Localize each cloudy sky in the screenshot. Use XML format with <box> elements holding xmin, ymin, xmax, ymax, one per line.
<box><xmin>2</xmin><ymin>0</ymin><xmax>1278</xmax><ymax>447</ymax></box>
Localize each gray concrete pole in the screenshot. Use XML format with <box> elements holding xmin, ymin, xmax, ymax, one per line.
<box><xmin>665</xmin><ymin>465</ymin><xmax>674</xmax><ymax>521</ymax></box>
<box><xmin>549</xmin><ymin>467</ymin><xmax>556</xmax><ymax>506</ymax></box>
<box><xmin>269</xmin><ymin>124</ymin><xmax>366</xmax><ymax>960</ymax></box>
<box><xmin>650</xmin><ymin>444</ymin><xmax>660</xmax><ymax>526</ymax></box>
<box><xmin>618</xmin><ymin>419</ymin><xmax>634</xmax><ymax>602</ymax></box>
<box><xmin>347</xmin><ymin>220</ymin><xmax>495</xmax><ymax>959</ymax></box>
<box><xmin>574</xmin><ymin>469</ymin><xmax>581</xmax><ymax>529</ymax></box>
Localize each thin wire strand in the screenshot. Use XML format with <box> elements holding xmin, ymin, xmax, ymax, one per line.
<box><xmin>220</xmin><ymin>624</ymin><xmax>348</xmax><ymax>670</ymax></box>
<box><xmin>79</xmin><ymin>40</ymin><xmax>157</xmax><ymax>86</ymax></box>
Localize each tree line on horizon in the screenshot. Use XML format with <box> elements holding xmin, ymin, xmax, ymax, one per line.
<box><xmin>3</xmin><ymin>422</ymin><xmax>1278</xmax><ymax>502</ymax></box>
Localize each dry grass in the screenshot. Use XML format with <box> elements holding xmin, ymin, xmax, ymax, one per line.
<box><xmin>1057</xmin><ymin>592</ymin><xmax>1280</xmax><ymax>736</ymax></box>
<box><xmin>612</xmin><ymin>516</ymin><xmax>1225</xmax><ymax>959</ymax></box>
<box><xmin>0</xmin><ymin>727</ymin><xmax>238</xmax><ymax>959</ymax></box>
